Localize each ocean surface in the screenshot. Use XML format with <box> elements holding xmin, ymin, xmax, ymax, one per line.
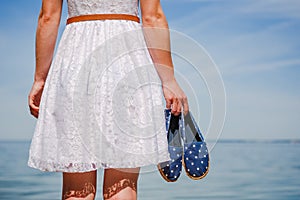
<box><xmin>0</xmin><ymin>140</ymin><xmax>299</xmax><ymax>200</ymax></box>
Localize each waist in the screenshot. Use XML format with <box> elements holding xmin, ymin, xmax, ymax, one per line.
<box><xmin>66</xmin><ymin>14</ymin><xmax>140</xmax><ymax>25</ymax></box>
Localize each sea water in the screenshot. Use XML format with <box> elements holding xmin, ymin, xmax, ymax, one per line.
<box><xmin>0</xmin><ymin>140</ymin><xmax>299</xmax><ymax>200</ymax></box>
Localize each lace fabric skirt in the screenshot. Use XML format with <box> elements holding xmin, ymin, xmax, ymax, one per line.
<box><xmin>28</xmin><ymin>20</ymin><xmax>170</xmax><ymax>172</ymax></box>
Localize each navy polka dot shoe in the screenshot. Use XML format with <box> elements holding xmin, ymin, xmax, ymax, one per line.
<box><xmin>182</xmin><ymin>111</ymin><xmax>209</xmax><ymax>180</ymax></box>
<box><xmin>157</xmin><ymin>109</ymin><xmax>183</xmax><ymax>182</ymax></box>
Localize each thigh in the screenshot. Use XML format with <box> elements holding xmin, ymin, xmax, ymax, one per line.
<box><xmin>62</xmin><ymin>170</ymin><xmax>97</xmax><ymax>200</ymax></box>
<box><xmin>103</xmin><ymin>167</ymin><xmax>140</xmax><ymax>200</ymax></box>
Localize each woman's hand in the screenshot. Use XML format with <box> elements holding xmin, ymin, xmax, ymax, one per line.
<box><xmin>162</xmin><ymin>78</ymin><xmax>189</xmax><ymax>116</ymax></box>
<box><xmin>28</xmin><ymin>81</ymin><xmax>45</xmax><ymax>118</ymax></box>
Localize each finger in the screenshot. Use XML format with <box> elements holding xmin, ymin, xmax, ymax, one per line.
<box><xmin>176</xmin><ymin>100</ymin><xmax>182</xmax><ymax>114</ymax></box>
<box><xmin>178</xmin><ymin>103</ymin><xmax>183</xmax><ymax>116</ymax></box>
<box><xmin>28</xmin><ymin>94</ymin><xmax>39</xmax><ymax>110</ymax></box>
<box><xmin>30</xmin><ymin>108</ymin><xmax>39</xmax><ymax>118</ymax></box>
<box><xmin>174</xmin><ymin>104</ymin><xmax>181</xmax><ymax>116</ymax></box>
<box><xmin>172</xmin><ymin>99</ymin><xmax>181</xmax><ymax>116</ymax></box>
<box><xmin>166</xmin><ymin>98</ymin><xmax>172</xmax><ymax>109</ymax></box>
<box><xmin>28</xmin><ymin>95</ymin><xmax>39</xmax><ymax>118</ymax></box>
<box><xmin>29</xmin><ymin>103</ymin><xmax>39</xmax><ymax>111</ymax></box>
<box><xmin>182</xmin><ymin>96</ymin><xmax>189</xmax><ymax>115</ymax></box>
<box><xmin>29</xmin><ymin>104</ymin><xmax>39</xmax><ymax>117</ymax></box>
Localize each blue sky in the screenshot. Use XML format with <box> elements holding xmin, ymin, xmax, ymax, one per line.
<box><xmin>0</xmin><ymin>0</ymin><xmax>299</xmax><ymax>140</ymax></box>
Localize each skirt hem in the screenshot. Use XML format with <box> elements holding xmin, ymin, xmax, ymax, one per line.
<box><xmin>27</xmin><ymin>156</ymin><xmax>171</xmax><ymax>173</ymax></box>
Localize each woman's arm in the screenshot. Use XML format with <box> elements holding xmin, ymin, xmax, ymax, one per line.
<box><xmin>140</xmin><ymin>0</ymin><xmax>189</xmax><ymax>115</ymax></box>
<box><xmin>34</xmin><ymin>0</ymin><xmax>63</xmax><ymax>82</ymax></box>
<box><xmin>28</xmin><ymin>0</ymin><xmax>63</xmax><ymax>118</ymax></box>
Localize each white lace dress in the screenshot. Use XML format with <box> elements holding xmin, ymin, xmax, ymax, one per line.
<box><xmin>28</xmin><ymin>0</ymin><xmax>170</xmax><ymax>172</ymax></box>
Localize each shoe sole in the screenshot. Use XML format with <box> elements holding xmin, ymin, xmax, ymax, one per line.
<box><xmin>182</xmin><ymin>153</ymin><xmax>210</xmax><ymax>180</ymax></box>
<box><xmin>157</xmin><ymin>163</ymin><xmax>179</xmax><ymax>182</ymax></box>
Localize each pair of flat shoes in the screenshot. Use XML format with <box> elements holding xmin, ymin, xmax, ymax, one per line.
<box><xmin>157</xmin><ymin>109</ymin><xmax>209</xmax><ymax>182</ymax></box>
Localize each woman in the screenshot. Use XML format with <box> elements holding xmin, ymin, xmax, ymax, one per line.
<box><xmin>28</xmin><ymin>0</ymin><xmax>188</xmax><ymax>199</ymax></box>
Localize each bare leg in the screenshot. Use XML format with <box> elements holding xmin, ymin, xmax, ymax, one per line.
<box><xmin>62</xmin><ymin>170</ymin><xmax>97</xmax><ymax>200</ymax></box>
<box><xmin>103</xmin><ymin>167</ymin><xmax>140</xmax><ymax>200</ymax></box>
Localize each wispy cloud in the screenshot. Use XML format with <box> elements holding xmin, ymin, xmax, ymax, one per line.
<box><xmin>239</xmin><ymin>0</ymin><xmax>300</xmax><ymax>19</ymax></box>
<box><xmin>168</xmin><ymin>0</ymin><xmax>300</xmax><ymax>74</ymax></box>
<box><xmin>166</xmin><ymin>0</ymin><xmax>300</xmax><ymax>139</ymax></box>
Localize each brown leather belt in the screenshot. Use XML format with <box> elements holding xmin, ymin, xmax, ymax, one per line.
<box><xmin>67</xmin><ymin>14</ymin><xmax>140</xmax><ymax>25</ymax></box>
